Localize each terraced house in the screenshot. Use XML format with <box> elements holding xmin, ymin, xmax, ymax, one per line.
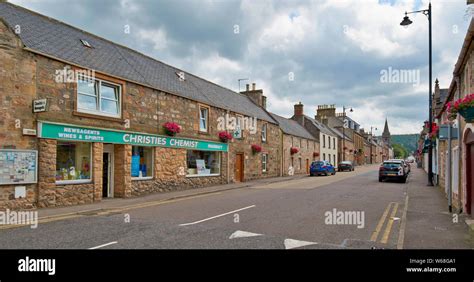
<box><xmin>0</xmin><ymin>2</ymin><xmax>281</xmax><ymax>210</ymax></box>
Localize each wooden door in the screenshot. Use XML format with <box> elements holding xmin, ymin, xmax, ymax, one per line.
<box><xmin>467</xmin><ymin>143</ymin><xmax>474</xmax><ymax>215</ymax></box>
<box><xmin>306</xmin><ymin>159</ymin><xmax>310</xmax><ymax>174</ymax></box>
<box><xmin>235</xmin><ymin>153</ymin><xmax>244</xmax><ymax>182</ymax></box>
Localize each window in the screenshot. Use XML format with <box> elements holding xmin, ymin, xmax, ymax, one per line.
<box><xmin>187</xmin><ymin>150</ymin><xmax>220</xmax><ymax>176</ymax></box>
<box><xmin>262</xmin><ymin>154</ymin><xmax>268</xmax><ymax>172</ymax></box>
<box><xmin>329</xmin><ymin>154</ymin><xmax>331</xmax><ymax>163</ymax></box>
<box><xmin>199</xmin><ymin>105</ymin><xmax>209</xmax><ymax>132</ymax></box>
<box><xmin>56</xmin><ymin>142</ymin><xmax>91</xmax><ymax>184</ymax></box>
<box><xmin>334</xmin><ymin>154</ymin><xmax>336</xmax><ymax>164</ymax></box>
<box><xmin>323</xmin><ymin>153</ymin><xmax>326</xmax><ymax>161</ymax></box>
<box><xmin>77</xmin><ymin>76</ymin><xmax>121</xmax><ymax>118</ymax></box>
<box><xmin>323</xmin><ymin>135</ymin><xmax>326</xmax><ymax>148</ymax></box>
<box><xmin>333</xmin><ymin>138</ymin><xmax>336</xmax><ymax>149</ymax></box>
<box><xmin>262</xmin><ymin>123</ymin><xmax>267</xmax><ymax>142</ymax></box>
<box><xmin>299</xmin><ymin>158</ymin><xmax>302</xmax><ymax>170</ymax></box>
<box><xmin>131</xmin><ymin>146</ymin><xmax>153</xmax><ymax>179</ymax></box>
<box><xmin>234</xmin><ymin>115</ymin><xmax>243</xmax><ymax>139</ymax></box>
<box><xmin>328</xmin><ymin>136</ymin><xmax>331</xmax><ymax>149</ymax></box>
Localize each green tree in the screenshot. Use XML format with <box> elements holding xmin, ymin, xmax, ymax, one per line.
<box><xmin>392</xmin><ymin>143</ymin><xmax>409</xmax><ymax>159</ymax></box>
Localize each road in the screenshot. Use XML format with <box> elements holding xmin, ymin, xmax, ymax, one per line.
<box><xmin>0</xmin><ymin>166</ymin><xmax>469</xmax><ymax>249</ymax></box>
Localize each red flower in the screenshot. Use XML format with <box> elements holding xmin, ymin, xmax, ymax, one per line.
<box><xmin>163</xmin><ymin>122</ymin><xmax>181</xmax><ymax>136</ymax></box>
<box><xmin>290</xmin><ymin>147</ymin><xmax>299</xmax><ymax>155</ymax></box>
<box><xmin>218</xmin><ymin>131</ymin><xmax>233</xmax><ymax>143</ymax></box>
<box><xmin>251</xmin><ymin>144</ymin><xmax>262</xmax><ymax>154</ymax></box>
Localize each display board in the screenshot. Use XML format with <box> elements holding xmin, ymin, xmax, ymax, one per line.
<box><xmin>0</xmin><ymin>150</ymin><xmax>38</xmax><ymax>185</ymax></box>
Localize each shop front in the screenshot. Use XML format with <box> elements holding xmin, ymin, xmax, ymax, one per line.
<box><xmin>36</xmin><ymin>121</ymin><xmax>228</xmax><ymax>208</ymax></box>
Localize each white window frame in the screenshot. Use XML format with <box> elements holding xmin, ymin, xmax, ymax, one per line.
<box><xmin>262</xmin><ymin>123</ymin><xmax>267</xmax><ymax>142</ymax></box>
<box><xmin>199</xmin><ymin>105</ymin><xmax>209</xmax><ymax>133</ymax></box>
<box><xmin>77</xmin><ymin>75</ymin><xmax>122</xmax><ymax>118</ymax></box>
<box><xmin>262</xmin><ymin>153</ymin><xmax>268</xmax><ymax>172</ymax></box>
<box><xmin>186</xmin><ymin>151</ymin><xmax>221</xmax><ymax>177</ymax></box>
<box><xmin>55</xmin><ymin>142</ymin><xmax>93</xmax><ymax>185</ymax></box>
<box><xmin>131</xmin><ymin>146</ymin><xmax>154</xmax><ymax>181</ymax></box>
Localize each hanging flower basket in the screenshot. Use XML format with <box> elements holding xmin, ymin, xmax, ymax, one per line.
<box><xmin>313</xmin><ymin>152</ymin><xmax>319</xmax><ymax>157</ymax></box>
<box><xmin>290</xmin><ymin>147</ymin><xmax>299</xmax><ymax>155</ymax></box>
<box><xmin>163</xmin><ymin>122</ymin><xmax>181</xmax><ymax>136</ymax></box>
<box><xmin>251</xmin><ymin>144</ymin><xmax>262</xmax><ymax>154</ymax></box>
<box><xmin>447</xmin><ymin>93</ymin><xmax>474</xmax><ymax>122</ymax></box>
<box><xmin>218</xmin><ymin>131</ymin><xmax>233</xmax><ymax>143</ymax></box>
<box><xmin>349</xmin><ymin>149</ymin><xmax>353</xmax><ymax>153</ymax></box>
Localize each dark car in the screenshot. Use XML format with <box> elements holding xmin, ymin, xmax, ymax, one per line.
<box><xmin>310</xmin><ymin>161</ymin><xmax>336</xmax><ymax>176</ymax></box>
<box><xmin>338</xmin><ymin>161</ymin><xmax>354</xmax><ymax>172</ymax></box>
<box><xmin>379</xmin><ymin>160</ymin><xmax>408</xmax><ymax>183</ymax></box>
<box><xmin>390</xmin><ymin>159</ymin><xmax>410</xmax><ymax>174</ymax></box>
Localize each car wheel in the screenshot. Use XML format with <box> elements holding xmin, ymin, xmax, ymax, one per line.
<box><xmin>401</xmin><ymin>176</ymin><xmax>407</xmax><ymax>183</ymax></box>
<box><xmin>379</xmin><ymin>177</ymin><xmax>383</xmax><ymax>182</ymax></box>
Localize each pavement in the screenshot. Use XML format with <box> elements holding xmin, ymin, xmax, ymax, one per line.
<box><xmin>0</xmin><ymin>164</ymin><xmax>472</xmax><ymax>249</ymax></box>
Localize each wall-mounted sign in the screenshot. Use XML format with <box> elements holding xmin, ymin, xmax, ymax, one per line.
<box><xmin>22</xmin><ymin>129</ymin><xmax>37</xmax><ymax>136</ymax></box>
<box><xmin>33</xmin><ymin>99</ymin><xmax>47</xmax><ymax>113</ymax></box>
<box><xmin>38</xmin><ymin>121</ymin><xmax>228</xmax><ymax>152</ymax></box>
<box><xmin>0</xmin><ymin>150</ymin><xmax>38</xmax><ymax>185</ymax></box>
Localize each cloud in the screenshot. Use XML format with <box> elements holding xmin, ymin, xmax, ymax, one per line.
<box><xmin>10</xmin><ymin>0</ymin><xmax>472</xmax><ymax>135</ymax></box>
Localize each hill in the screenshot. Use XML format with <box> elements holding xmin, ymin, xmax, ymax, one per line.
<box><xmin>391</xmin><ymin>134</ymin><xmax>420</xmax><ymax>154</ymax></box>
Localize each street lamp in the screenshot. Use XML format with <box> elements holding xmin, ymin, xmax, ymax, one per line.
<box><xmin>342</xmin><ymin>105</ymin><xmax>353</xmax><ymax>162</ymax></box>
<box><xmin>400</xmin><ymin>3</ymin><xmax>433</xmax><ymax>186</ymax></box>
<box><xmin>370</xmin><ymin>126</ymin><xmax>377</xmax><ymax>164</ymax></box>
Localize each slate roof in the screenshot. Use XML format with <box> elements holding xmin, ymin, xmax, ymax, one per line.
<box><xmin>303</xmin><ymin>115</ymin><xmax>337</xmax><ymax>137</ymax></box>
<box><xmin>269</xmin><ymin>113</ymin><xmax>316</xmax><ymax>140</ymax></box>
<box><xmin>0</xmin><ymin>2</ymin><xmax>277</xmax><ymax>123</ymax></box>
<box><xmin>330</xmin><ymin>127</ymin><xmax>352</xmax><ymax>141</ymax></box>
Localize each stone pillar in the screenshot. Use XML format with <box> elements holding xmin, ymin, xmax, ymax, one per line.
<box><xmin>92</xmin><ymin>143</ymin><xmax>103</xmax><ymax>201</ymax></box>
<box><xmin>37</xmin><ymin>139</ymin><xmax>57</xmax><ymax>208</ymax></box>
<box><xmin>114</xmin><ymin>144</ymin><xmax>132</xmax><ymax>198</ymax></box>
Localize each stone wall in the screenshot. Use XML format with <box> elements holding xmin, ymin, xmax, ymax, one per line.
<box><xmin>282</xmin><ymin>134</ymin><xmax>318</xmax><ymax>175</ymax></box>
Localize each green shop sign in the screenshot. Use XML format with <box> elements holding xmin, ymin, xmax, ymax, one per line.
<box><xmin>37</xmin><ymin>122</ymin><xmax>228</xmax><ymax>152</ymax></box>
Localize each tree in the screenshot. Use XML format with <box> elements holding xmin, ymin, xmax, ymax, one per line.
<box><xmin>392</xmin><ymin>143</ymin><xmax>409</xmax><ymax>159</ymax></box>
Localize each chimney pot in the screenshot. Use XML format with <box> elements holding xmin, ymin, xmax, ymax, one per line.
<box><xmin>252</xmin><ymin>83</ymin><xmax>256</xmax><ymax>90</ymax></box>
<box><xmin>246</xmin><ymin>84</ymin><xmax>250</xmax><ymax>91</ymax></box>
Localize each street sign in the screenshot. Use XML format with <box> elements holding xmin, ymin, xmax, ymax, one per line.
<box><xmin>33</xmin><ymin>99</ymin><xmax>47</xmax><ymax>113</ymax></box>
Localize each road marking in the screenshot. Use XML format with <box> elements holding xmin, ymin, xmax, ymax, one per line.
<box><xmin>179</xmin><ymin>205</ymin><xmax>256</xmax><ymax>226</ymax></box>
<box><xmin>370</xmin><ymin>202</ymin><xmax>393</xmax><ymax>242</ymax></box>
<box><xmin>284</xmin><ymin>239</ymin><xmax>318</xmax><ymax>249</ymax></box>
<box><xmin>381</xmin><ymin>203</ymin><xmax>399</xmax><ymax>244</ymax></box>
<box><xmin>229</xmin><ymin>230</ymin><xmax>262</xmax><ymax>239</ymax></box>
<box><xmin>397</xmin><ymin>194</ymin><xmax>409</xmax><ymax>249</ymax></box>
<box><xmin>88</xmin><ymin>241</ymin><xmax>118</xmax><ymax>250</ymax></box>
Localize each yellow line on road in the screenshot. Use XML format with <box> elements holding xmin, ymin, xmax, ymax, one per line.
<box><xmin>370</xmin><ymin>202</ymin><xmax>393</xmax><ymax>242</ymax></box>
<box><xmin>380</xmin><ymin>203</ymin><xmax>399</xmax><ymax>244</ymax></box>
<box><xmin>397</xmin><ymin>195</ymin><xmax>409</xmax><ymax>249</ymax></box>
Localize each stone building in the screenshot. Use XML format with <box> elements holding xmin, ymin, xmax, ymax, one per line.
<box><xmin>292</xmin><ymin>103</ymin><xmax>339</xmax><ymax>166</ymax></box>
<box><xmin>270</xmin><ymin>113</ymin><xmax>319</xmax><ymax>176</ymax></box>
<box><xmin>0</xmin><ymin>2</ymin><xmax>281</xmax><ymax>209</ymax></box>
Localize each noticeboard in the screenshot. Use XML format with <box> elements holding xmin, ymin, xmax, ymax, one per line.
<box><xmin>0</xmin><ymin>150</ymin><xmax>38</xmax><ymax>185</ymax></box>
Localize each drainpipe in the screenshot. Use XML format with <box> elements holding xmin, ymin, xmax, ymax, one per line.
<box><xmin>455</xmin><ymin>76</ymin><xmax>462</xmax><ymax>213</ymax></box>
<box><xmin>447</xmin><ymin>122</ymin><xmax>452</xmax><ymax>213</ymax></box>
<box><xmin>226</xmin><ymin>110</ymin><xmax>230</xmax><ymax>184</ymax></box>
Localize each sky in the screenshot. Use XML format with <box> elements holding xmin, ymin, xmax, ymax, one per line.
<box><xmin>10</xmin><ymin>0</ymin><xmax>472</xmax><ymax>135</ymax></box>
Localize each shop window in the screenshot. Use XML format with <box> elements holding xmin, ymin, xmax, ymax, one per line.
<box><xmin>199</xmin><ymin>105</ymin><xmax>209</xmax><ymax>132</ymax></box>
<box><xmin>131</xmin><ymin>146</ymin><xmax>153</xmax><ymax>179</ymax></box>
<box><xmin>56</xmin><ymin>142</ymin><xmax>91</xmax><ymax>184</ymax></box>
<box><xmin>262</xmin><ymin>154</ymin><xmax>268</xmax><ymax>172</ymax></box>
<box><xmin>77</xmin><ymin>75</ymin><xmax>121</xmax><ymax>118</ymax></box>
<box><xmin>187</xmin><ymin>150</ymin><xmax>220</xmax><ymax>176</ymax></box>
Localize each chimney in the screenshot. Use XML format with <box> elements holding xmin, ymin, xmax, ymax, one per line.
<box><xmin>316</xmin><ymin>104</ymin><xmax>336</xmax><ymax>119</ymax></box>
<box><xmin>262</xmin><ymin>96</ymin><xmax>267</xmax><ymax>109</ymax></box>
<box><xmin>294</xmin><ymin>102</ymin><xmax>304</xmax><ymax>116</ymax></box>
<box><xmin>246</xmin><ymin>84</ymin><xmax>250</xmax><ymax>91</ymax></box>
<box><xmin>241</xmin><ymin>82</ymin><xmax>264</xmax><ymax>108</ymax></box>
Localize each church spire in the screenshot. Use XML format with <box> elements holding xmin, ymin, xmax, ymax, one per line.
<box><xmin>382</xmin><ymin>118</ymin><xmax>391</xmax><ymax>146</ymax></box>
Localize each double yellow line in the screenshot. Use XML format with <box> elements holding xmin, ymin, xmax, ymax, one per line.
<box><xmin>370</xmin><ymin>202</ymin><xmax>399</xmax><ymax>244</ymax></box>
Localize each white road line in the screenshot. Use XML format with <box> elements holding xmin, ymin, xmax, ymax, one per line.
<box><xmin>284</xmin><ymin>239</ymin><xmax>318</xmax><ymax>249</ymax></box>
<box><xmin>88</xmin><ymin>241</ymin><xmax>118</xmax><ymax>250</ymax></box>
<box><xmin>229</xmin><ymin>230</ymin><xmax>262</xmax><ymax>239</ymax></box>
<box><xmin>179</xmin><ymin>205</ymin><xmax>256</xmax><ymax>226</ymax></box>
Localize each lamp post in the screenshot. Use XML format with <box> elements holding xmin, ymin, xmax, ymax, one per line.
<box><xmin>370</xmin><ymin>126</ymin><xmax>377</xmax><ymax>164</ymax></box>
<box><xmin>342</xmin><ymin>105</ymin><xmax>353</xmax><ymax>162</ymax></box>
<box><xmin>400</xmin><ymin>2</ymin><xmax>433</xmax><ymax>186</ymax></box>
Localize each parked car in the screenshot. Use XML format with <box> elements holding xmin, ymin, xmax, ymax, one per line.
<box><xmin>390</xmin><ymin>158</ymin><xmax>410</xmax><ymax>174</ymax></box>
<box><xmin>379</xmin><ymin>160</ymin><xmax>408</xmax><ymax>183</ymax></box>
<box><xmin>338</xmin><ymin>161</ymin><xmax>354</xmax><ymax>172</ymax></box>
<box><xmin>310</xmin><ymin>161</ymin><xmax>336</xmax><ymax>176</ymax></box>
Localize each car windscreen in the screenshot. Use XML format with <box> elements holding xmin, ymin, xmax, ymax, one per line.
<box><xmin>383</xmin><ymin>162</ymin><xmax>401</xmax><ymax>168</ymax></box>
<box><xmin>312</xmin><ymin>161</ymin><xmax>324</xmax><ymax>166</ymax></box>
